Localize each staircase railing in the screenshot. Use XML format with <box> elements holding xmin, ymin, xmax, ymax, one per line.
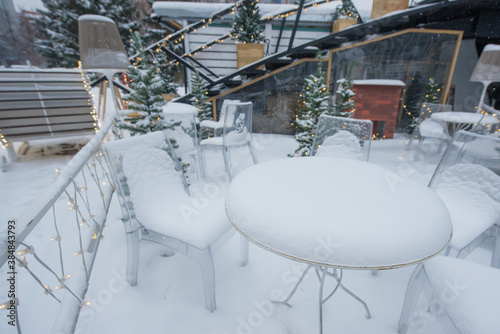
<box><xmin>0</xmin><ymin>118</ymin><xmax>116</xmax><ymax>333</ymax></box>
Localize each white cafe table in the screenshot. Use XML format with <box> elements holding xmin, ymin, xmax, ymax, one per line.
<box><xmin>431</xmin><ymin>111</ymin><xmax>499</xmax><ymax>134</ymax></box>
<box><xmin>225</xmin><ymin>157</ymin><xmax>452</xmax><ymax>333</ymax></box>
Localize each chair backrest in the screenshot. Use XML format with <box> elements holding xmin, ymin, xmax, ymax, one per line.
<box><xmin>474</xmin><ymin>104</ymin><xmax>500</xmax><ymax>134</ymax></box>
<box><xmin>163</xmin><ymin>112</ymin><xmax>198</xmax><ymax>156</ymax></box>
<box><xmin>222</xmin><ymin>102</ymin><xmax>254</xmax><ymax>147</ymax></box>
<box><xmin>311</xmin><ymin>114</ymin><xmax>373</xmax><ymax>161</ymax></box>
<box><xmin>218</xmin><ymin>99</ymin><xmax>241</xmax><ymax>123</ymax></box>
<box><xmin>103</xmin><ymin>131</ymin><xmax>190</xmax><ymax>229</ymax></box>
<box><xmin>419</xmin><ymin>102</ymin><xmax>452</xmax><ymax>120</ymax></box>
<box><xmin>429</xmin><ymin>130</ymin><xmax>500</xmax><ymax>209</ymax></box>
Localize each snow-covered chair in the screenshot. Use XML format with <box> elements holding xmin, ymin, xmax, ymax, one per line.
<box><xmin>429</xmin><ymin>130</ymin><xmax>500</xmax><ymax>268</ymax></box>
<box><xmin>472</xmin><ymin>104</ymin><xmax>500</xmax><ymax>134</ymax></box>
<box><xmin>103</xmin><ymin>131</ymin><xmax>249</xmax><ymax>312</ymax></box>
<box><xmin>199</xmin><ymin>101</ymin><xmax>258</xmax><ymax>180</ymax></box>
<box><xmin>199</xmin><ymin>99</ymin><xmax>240</xmax><ymax>139</ymax></box>
<box><xmin>312</xmin><ymin>114</ymin><xmax>373</xmax><ymax>161</ymax></box>
<box><xmin>164</xmin><ymin>111</ymin><xmax>201</xmax><ymax>179</ymax></box>
<box><xmin>407</xmin><ymin>102</ymin><xmax>452</xmax><ymax>159</ymax></box>
<box><xmin>398</xmin><ymin>256</ymin><xmax>500</xmax><ymax>334</ymax></box>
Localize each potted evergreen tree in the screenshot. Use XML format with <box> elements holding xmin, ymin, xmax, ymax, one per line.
<box><xmin>230</xmin><ymin>0</ymin><xmax>265</xmax><ymax>69</ymax></box>
<box><xmin>331</xmin><ymin>0</ymin><xmax>360</xmax><ymax>33</ymax></box>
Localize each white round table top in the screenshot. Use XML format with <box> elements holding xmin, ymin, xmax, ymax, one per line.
<box><xmin>431</xmin><ymin>111</ymin><xmax>499</xmax><ymax>124</ymax></box>
<box><xmin>225</xmin><ymin>157</ymin><xmax>453</xmax><ymax>270</ymax></box>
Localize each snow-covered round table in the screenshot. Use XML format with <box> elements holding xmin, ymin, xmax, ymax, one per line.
<box><xmin>225</xmin><ymin>157</ymin><xmax>452</xmax><ymax>333</ymax></box>
<box><xmin>431</xmin><ymin>111</ymin><xmax>499</xmax><ymax>134</ymax></box>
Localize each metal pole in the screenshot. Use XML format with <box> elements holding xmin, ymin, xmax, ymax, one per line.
<box><xmin>288</xmin><ymin>0</ymin><xmax>305</xmax><ymax>51</ymax></box>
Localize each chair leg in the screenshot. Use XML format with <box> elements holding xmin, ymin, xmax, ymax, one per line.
<box><xmin>398</xmin><ymin>264</ymin><xmax>424</xmax><ymax>334</ymax></box>
<box><xmin>414</xmin><ymin>137</ymin><xmax>424</xmax><ymax>161</ymax></box>
<box><xmin>125</xmin><ymin>227</ymin><xmax>141</xmax><ymax>286</ymax></box>
<box><xmin>199</xmin><ymin>146</ymin><xmax>207</xmax><ymax>179</ymax></box>
<box><xmin>248</xmin><ymin>142</ymin><xmax>259</xmax><ymax>165</ymax></box>
<box><xmin>192</xmin><ymin>248</ymin><xmax>217</xmax><ymax>312</ymax></box>
<box><xmin>491</xmin><ymin>225</ymin><xmax>500</xmax><ymax>269</ymax></box>
<box><xmin>240</xmin><ymin>235</ymin><xmax>249</xmax><ymax>266</ymax></box>
<box><xmin>222</xmin><ymin>146</ymin><xmax>233</xmax><ymax>181</ymax></box>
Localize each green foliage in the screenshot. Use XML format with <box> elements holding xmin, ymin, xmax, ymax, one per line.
<box><xmin>98</xmin><ymin>0</ymin><xmax>142</xmax><ymax>52</ymax></box>
<box><xmin>290</xmin><ymin>52</ymin><xmax>332</xmax><ymax>157</ymax></box>
<box><xmin>191</xmin><ymin>71</ymin><xmax>213</xmax><ymax>123</ymax></box>
<box><xmin>119</xmin><ymin>32</ymin><xmax>174</xmax><ymax>136</ymax></box>
<box><xmin>408</xmin><ymin>77</ymin><xmax>440</xmax><ymax>133</ymax></box>
<box><xmin>230</xmin><ymin>0</ymin><xmax>265</xmax><ymax>44</ymax></box>
<box><xmin>332</xmin><ymin>0</ymin><xmax>360</xmax><ymax>21</ymax></box>
<box><xmin>153</xmin><ymin>48</ymin><xmax>179</xmax><ymax>95</ymax></box>
<box><xmin>423</xmin><ymin>77</ymin><xmax>440</xmax><ymax>103</ymax></box>
<box><xmin>333</xmin><ymin>62</ymin><xmax>355</xmax><ymax>117</ymax></box>
<box><xmin>35</xmin><ymin>0</ymin><xmax>95</xmax><ymax>68</ymax></box>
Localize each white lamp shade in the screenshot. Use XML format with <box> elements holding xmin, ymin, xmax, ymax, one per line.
<box><xmin>78</xmin><ymin>15</ymin><xmax>130</xmax><ymax>71</ymax></box>
<box><xmin>470</xmin><ymin>44</ymin><xmax>500</xmax><ymax>82</ymax></box>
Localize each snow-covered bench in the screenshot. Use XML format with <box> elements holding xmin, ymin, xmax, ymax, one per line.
<box><xmin>0</xmin><ymin>67</ymin><xmax>97</xmax><ymax>162</ymax></box>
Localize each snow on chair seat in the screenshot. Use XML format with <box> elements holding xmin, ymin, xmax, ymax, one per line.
<box><xmin>0</xmin><ymin>67</ymin><xmax>98</xmax><ymax>162</ymax></box>
<box><xmin>103</xmin><ymin>131</ymin><xmax>248</xmax><ymax>312</ymax></box>
<box><xmin>398</xmin><ymin>256</ymin><xmax>500</xmax><ymax>334</ymax></box>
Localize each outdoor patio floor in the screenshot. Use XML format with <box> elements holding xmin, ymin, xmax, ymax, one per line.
<box><xmin>0</xmin><ymin>133</ymin><xmax>493</xmax><ymax>334</ymax></box>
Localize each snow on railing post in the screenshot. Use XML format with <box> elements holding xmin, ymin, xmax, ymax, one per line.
<box><xmin>0</xmin><ymin>118</ymin><xmax>116</xmax><ymax>334</ymax></box>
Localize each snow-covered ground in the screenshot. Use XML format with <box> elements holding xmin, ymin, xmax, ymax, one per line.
<box><xmin>0</xmin><ymin>132</ymin><xmax>494</xmax><ymax>334</ymax></box>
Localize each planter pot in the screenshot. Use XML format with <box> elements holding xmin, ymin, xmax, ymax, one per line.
<box><xmin>371</xmin><ymin>0</ymin><xmax>408</xmax><ymax>19</ymax></box>
<box><xmin>236</xmin><ymin>43</ymin><xmax>264</xmax><ymax>70</ymax></box>
<box><xmin>332</xmin><ymin>17</ymin><xmax>358</xmax><ymax>33</ymax></box>
<box><xmin>162</xmin><ymin>93</ymin><xmax>179</xmax><ymax>102</ymax></box>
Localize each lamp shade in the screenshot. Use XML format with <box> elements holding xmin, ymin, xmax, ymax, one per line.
<box><xmin>470</xmin><ymin>44</ymin><xmax>500</xmax><ymax>82</ymax></box>
<box><xmin>78</xmin><ymin>15</ymin><xmax>130</xmax><ymax>71</ymax></box>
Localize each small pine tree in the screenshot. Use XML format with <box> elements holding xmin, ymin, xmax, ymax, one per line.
<box><xmin>333</xmin><ymin>62</ymin><xmax>355</xmax><ymax>117</ymax></box>
<box><xmin>153</xmin><ymin>48</ymin><xmax>179</xmax><ymax>95</ymax></box>
<box><xmin>423</xmin><ymin>77</ymin><xmax>440</xmax><ymax>103</ymax></box>
<box><xmin>290</xmin><ymin>52</ymin><xmax>332</xmax><ymax>157</ymax></box>
<box><xmin>191</xmin><ymin>71</ymin><xmax>213</xmax><ymax>123</ymax></box>
<box><xmin>332</xmin><ymin>0</ymin><xmax>360</xmax><ymax>21</ymax></box>
<box><xmin>408</xmin><ymin>77</ymin><xmax>440</xmax><ymax>133</ymax></box>
<box><xmin>119</xmin><ymin>32</ymin><xmax>173</xmax><ymax>136</ymax></box>
<box><xmin>230</xmin><ymin>0</ymin><xmax>265</xmax><ymax>43</ymax></box>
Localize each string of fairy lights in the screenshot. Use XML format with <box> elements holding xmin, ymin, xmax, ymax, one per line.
<box><xmin>150</xmin><ymin>0</ymin><xmax>336</xmax><ymax>69</ymax></box>
<box><xmin>0</xmin><ymin>133</ymin><xmax>114</xmax><ymax>327</ymax></box>
<box><xmin>78</xmin><ymin>61</ymin><xmax>100</xmax><ymax>132</ymax></box>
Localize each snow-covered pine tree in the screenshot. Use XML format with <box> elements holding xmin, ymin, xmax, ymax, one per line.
<box><xmin>153</xmin><ymin>48</ymin><xmax>179</xmax><ymax>95</ymax></box>
<box><xmin>408</xmin><ymin>77</ymin><xmax>441</xmax><ymax>133</ymax></box>
<box><xmin>142</xmin><ymin>0</ymin><xmax>170</xmax><ymax>45</ymax></box>
<box><xmin>120</xmin><ymin>32</ymin><xmax>173</xmax><ymax>136</ymax></box>
<box><xmin>333</xmin><ymin>62</ymin><xmax>355</xmax><ymax>117</ymax></box>
<box><xmin>423</xmin><ymin>77</ymin><xmax>440</xmax><ymax>103</ymax></box>
<box><xmin>35</xmin><ymin>0</ymin><xmax>96</xmax><ymax>68</ymax></box>
<box><xmin>332</xmin><ymin>0</ymin><xmax>360</xmax><ymax>21</ymax></box>
<box><xmin>98</xmin><ymin>0</ymin><xmax>142</xmax><ymax>53</ymax></box>
<box><xmin>230</xmin><ymin>0</ymin><xmax>265</xmax><ymax>43</ymax></box>
<box><xmin>290</xmin><ymin>52</ymin><xmax>331</xmax><ymax>157</ymax></box>
<box><xmin>191</xmin><ymin>71</ymin><xmax>212</xmax><ymax>122</ymax></box>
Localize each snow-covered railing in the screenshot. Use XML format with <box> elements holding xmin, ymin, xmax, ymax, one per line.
<box><xmin>0</xmin><ymin>119</ymin><xmax>115</xmax><ymax>333</ymax></box>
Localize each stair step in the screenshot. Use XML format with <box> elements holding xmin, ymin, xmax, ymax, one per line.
<box><xmin>265</xmin><ymin>57</ymin><xmax>293</xmax><ymax>71</ymax></box>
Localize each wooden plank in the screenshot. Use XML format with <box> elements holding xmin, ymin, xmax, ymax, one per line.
<box><xmin>0</xmin><ymin>99</ymin><xmax>91</xmax><ymax>111</ymax></box>
<box><xmin>0</xmin><ymin>91</ymin><xmax>91</xmax><ymax>101</ymax></box>
<box><xmin>0</xmin><ymin>115</ymin><xmax>94</xmax><ymax>127</ymax></box>
<box><xmin>0</xmin><ymin>106</ymin><xmax>93</xmax><ymax>119</ymax></box>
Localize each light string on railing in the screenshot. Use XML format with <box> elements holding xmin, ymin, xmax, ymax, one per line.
<box><xmin>51</xmin><ymin>205</ymin><xmax>65</xmax><ymax>278</ymax></box>
<box><xmin>78</xmin><ymin>61</ymin><xmax>100</xmax><ymax>131</ymax></box>
<box><xmin>157</xmin><ymin>0</ymin><xmax>333</xmax><ymax>69</ymax></box>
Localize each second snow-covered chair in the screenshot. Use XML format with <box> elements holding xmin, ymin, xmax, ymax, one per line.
<box><xmin>103</xmin><ymin>131</ymin><xmax>248</xmax><ymax>312</ymax></box>
<box><xmin>199</xmin><ymin>101</ymin><xmax>258</xmax><ymax>180</ymax></box>
<box><xmin>312</xmin><ymin>114</ymin><xmax>373</xmax><ymax>161</ymax></box>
